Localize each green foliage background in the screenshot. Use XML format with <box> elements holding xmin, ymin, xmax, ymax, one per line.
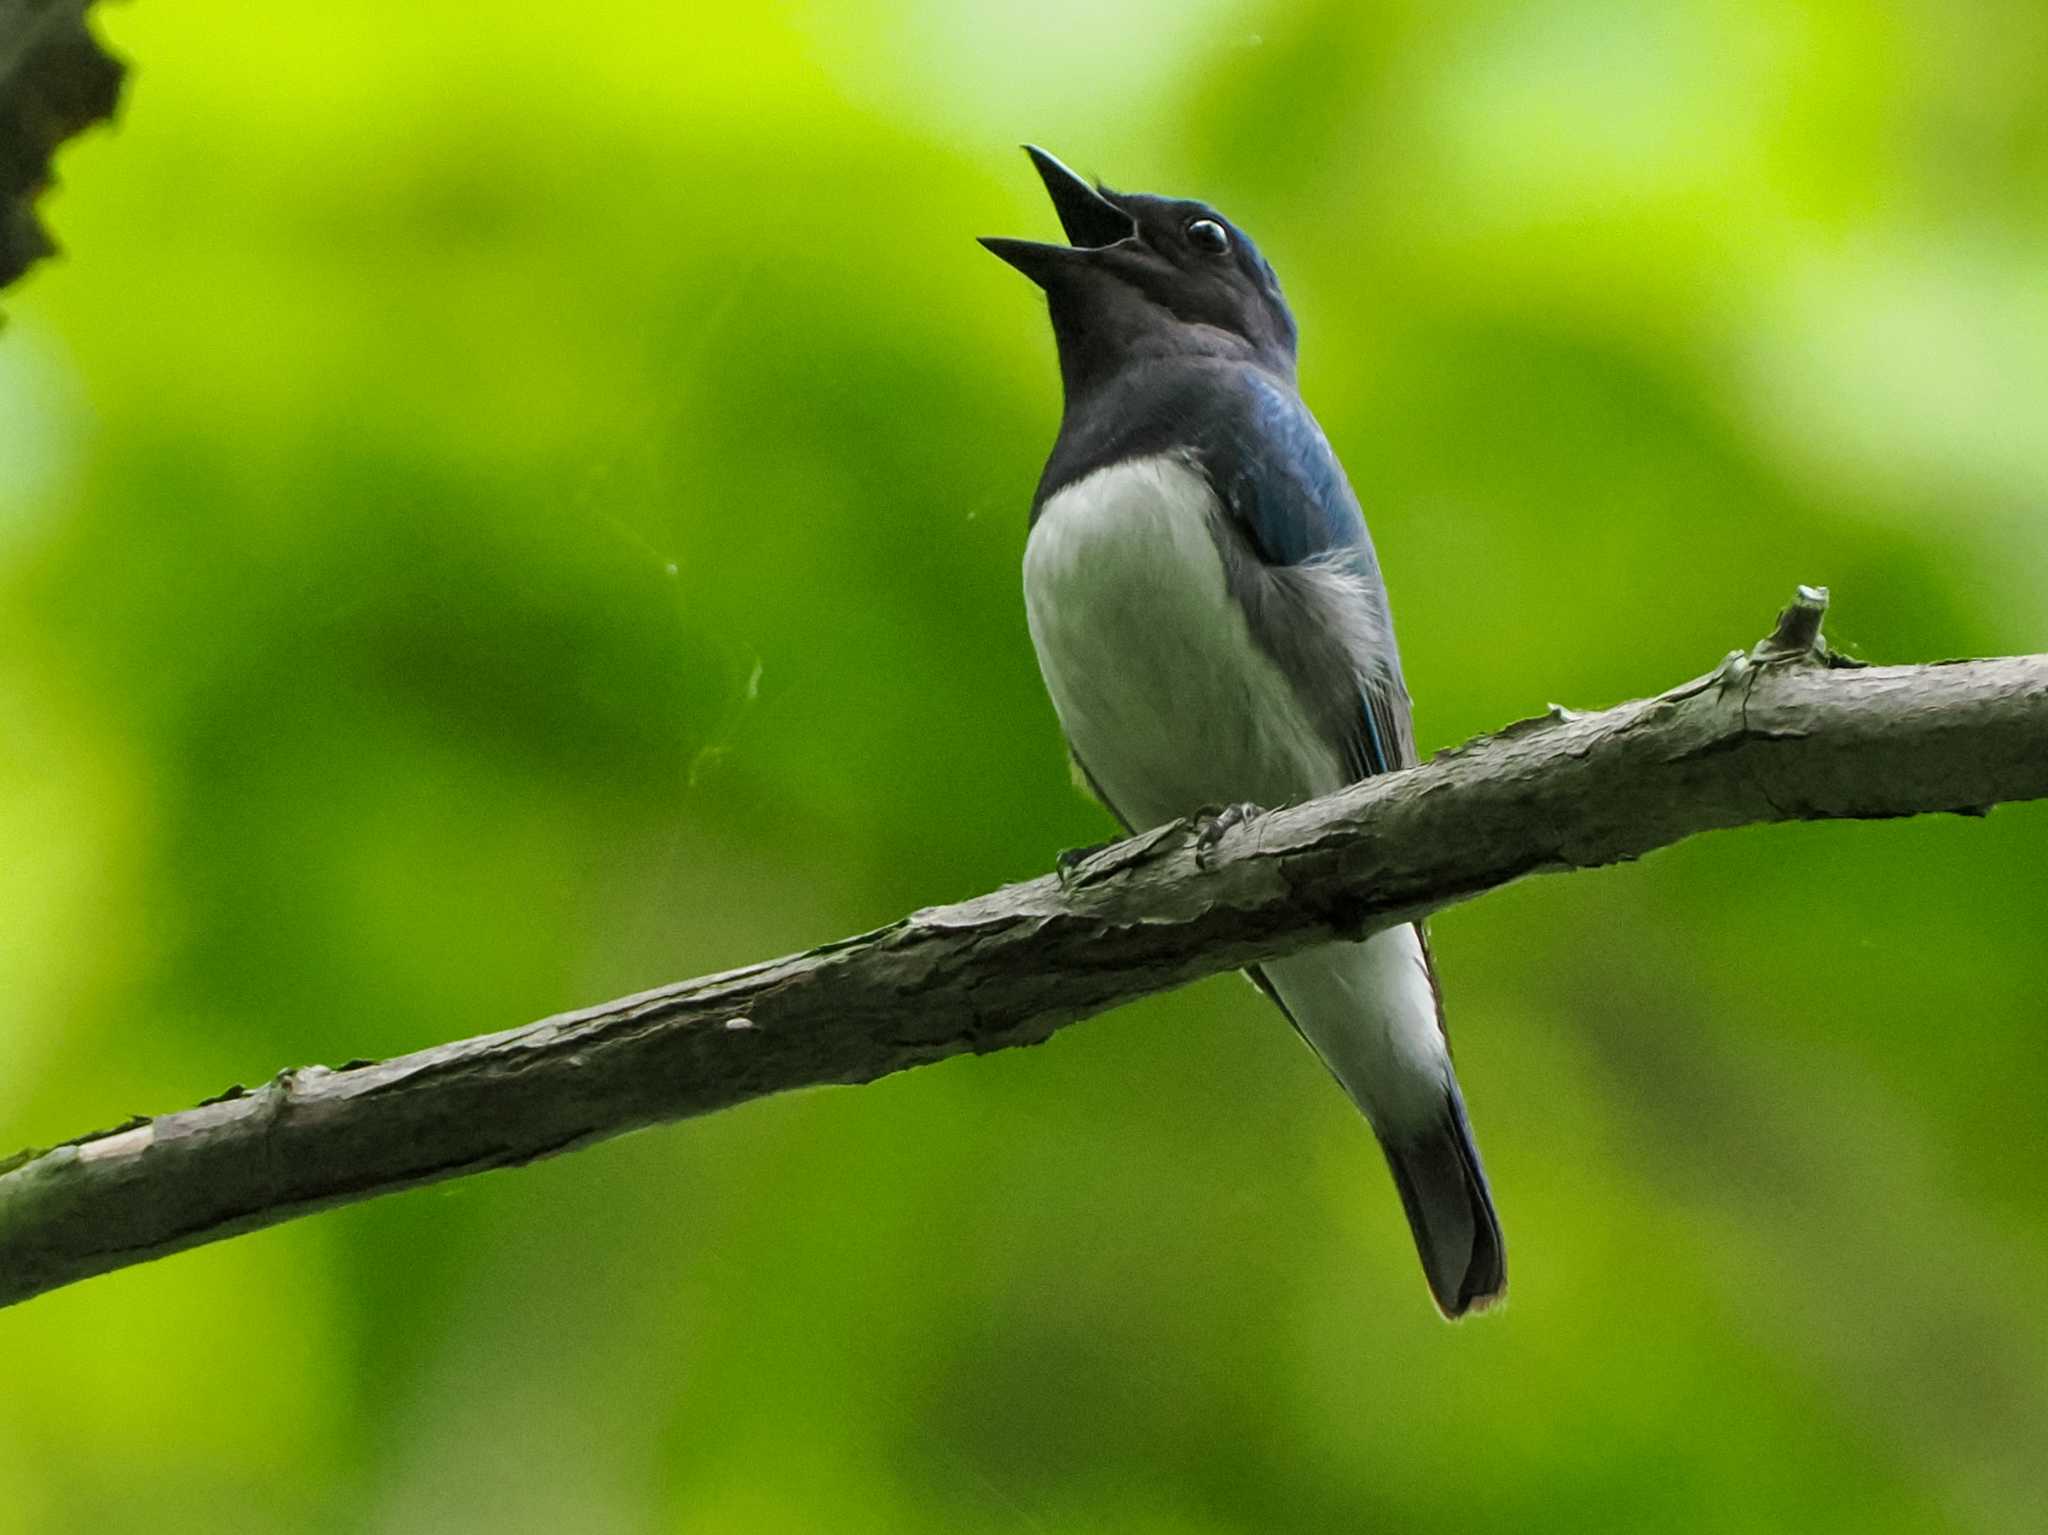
<box><xmin>5</xmin><ymin>2</ymin><xmax>2046</xmax><ymax>1530</ymax></box>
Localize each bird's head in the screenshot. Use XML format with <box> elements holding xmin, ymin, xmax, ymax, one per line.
<box><xmin>981</xmin><ymin>147</ymin><xmax>1298</xmax><ymax>397</ymax></box>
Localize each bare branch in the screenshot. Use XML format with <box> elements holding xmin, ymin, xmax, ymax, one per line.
<box><xmin>4</xmin><ymin>590</ymin><xmax>2045</xmax><ymax>1308</ymax></box>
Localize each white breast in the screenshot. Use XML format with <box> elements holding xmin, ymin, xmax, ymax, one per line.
<box><xmin>1023</xmin><ymin>452</ymin><xmax>1451</xmax><ymax>1127</ymax></box>
<box><xmin>1021</xmin><ymin>453</ymin><xmax>1343</xmax><ymax>832</ymax></box>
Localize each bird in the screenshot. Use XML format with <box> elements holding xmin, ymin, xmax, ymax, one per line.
<box><xmin>982</xmin><ymin>147</ymin><xmax>1505</xmax><ymax>1318</ymax></box>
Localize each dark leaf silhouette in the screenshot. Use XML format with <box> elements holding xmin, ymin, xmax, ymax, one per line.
<box><xmin>0</xmin><ymin>0</ymin><xmax>122</xmax><ymax>292</ymax></box>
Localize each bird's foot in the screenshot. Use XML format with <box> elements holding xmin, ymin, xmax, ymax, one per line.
<box><xmin>1191</xmin><ymin>801</ymin><xmax>1265</xmax><ymax>868</ymax></box>
<box><xmin>1055</xmin><ymin>840</ymin><xmax>1117</xmax><ymax>889</ymax></box>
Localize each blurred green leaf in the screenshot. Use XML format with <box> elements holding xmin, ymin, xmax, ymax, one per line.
<box><xmin>3</xmin><ymin>2</ymin><xmax>2045</xmax><ymax>1531</ymax></box>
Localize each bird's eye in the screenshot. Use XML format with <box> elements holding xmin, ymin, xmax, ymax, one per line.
<box><xmin>1186</xmin><ymin>218</ymin><xmax>1230</xmax><ymax>254</ymax></box>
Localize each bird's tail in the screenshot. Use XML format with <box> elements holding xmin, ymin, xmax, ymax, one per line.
<box><xmin>1256</xmin><ymin>926</ymin><xmax>1506</xmax><ymax>1319</ymax></box>
<box><xmin>1379</xmin><ymin>1079</ymin><xmax>1505</xmax><ymax>1319</ymax></box>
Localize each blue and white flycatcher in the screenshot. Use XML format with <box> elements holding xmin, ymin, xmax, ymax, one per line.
<box><xmin>983</xmin><ymin>148</ymin><xmax>1505</xmax><ymax>1317</ymax></box>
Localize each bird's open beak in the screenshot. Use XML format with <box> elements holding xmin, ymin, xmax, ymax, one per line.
<box><xmin>979</xmin><ymin>146</ymin><xmax>1135</xmax><ymax>286</ymax></box>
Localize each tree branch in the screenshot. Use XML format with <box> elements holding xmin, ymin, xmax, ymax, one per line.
<box><xmin>0</xmin><ymin>0</ymin><xmax>123</xmax><ymax>294</ymax></box>
<box><xmin>4</xmin><ymin>588</ymin><xmax>2045</xmax><ymax>1308</ymax></box>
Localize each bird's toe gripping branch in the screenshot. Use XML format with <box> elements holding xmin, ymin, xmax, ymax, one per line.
<box><xmin>1190</xmin><ymin>801</ymin><xmax>1268</xmax><ymax>868</ymax></box>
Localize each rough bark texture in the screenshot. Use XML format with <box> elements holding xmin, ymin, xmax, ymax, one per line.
<box><xmin>0</xmin><ymin>0</ymin><xmax>123</xmax><ymax>292</ymax></box>
<box><xmin>3</xmin><ymin>592</ymin><xmax>2045</xmax><ymax>1308</ymax></box>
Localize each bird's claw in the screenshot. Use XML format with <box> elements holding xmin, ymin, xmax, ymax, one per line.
<box><xmin>1191</xmin><ymin>801</ymin><xmax>1265</xmax><ymax>868</ymax></box>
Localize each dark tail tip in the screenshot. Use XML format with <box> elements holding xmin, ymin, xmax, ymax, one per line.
<box><xmin>1382</xmin><ymin>1085</ymin><xmax>1506</xmax><ymax>1319</ymax></box>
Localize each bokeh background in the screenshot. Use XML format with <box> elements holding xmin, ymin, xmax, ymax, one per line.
<box><xmin>5</xmin><ymin>2</ymin><xmax>2047</xmax><ymax>1530</ymax></box>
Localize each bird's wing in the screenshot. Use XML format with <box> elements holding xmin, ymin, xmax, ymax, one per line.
<box><xmin>1205</xmin><ymin>369</ymin><xmax>1417</xmax><ymax>779</ymax></box>
<box><xmin>1208</xmin><ymin>374</ymin><xmax>1468</xmax><ymax>1074</ymax></box>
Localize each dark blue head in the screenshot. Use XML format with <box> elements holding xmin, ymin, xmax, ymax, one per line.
<box><xmin>981</xmin><ymin>147</ymin><xmax>1298</xmax><ymax>398</ymax></box>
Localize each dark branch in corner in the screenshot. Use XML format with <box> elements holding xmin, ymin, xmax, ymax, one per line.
<box><xmin>3</xmin><ymin>588</ymin><xmax>2045</xmax><ymax>1308</ymax></box>
<box><xmin>0</xmin><ymin>0</ymin><xmax>124</xmax><ymax>294</ymax></box>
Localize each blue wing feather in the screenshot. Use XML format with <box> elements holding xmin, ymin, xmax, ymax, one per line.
<box><xmin>1211</xmin><ymin>371</ymin><xmax>1415</xmax><ymax>777</ymax></box>
<box><xmin>1232</xmin><ymin>373</ymin><xmax>1369</xmax><ymax>562</ymax></box>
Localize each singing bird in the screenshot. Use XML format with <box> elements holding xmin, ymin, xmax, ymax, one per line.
<box><xmin>982</xmin><ymin>148</ymin><xmax>1505</xmax><ymax>1317</ymax></box>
